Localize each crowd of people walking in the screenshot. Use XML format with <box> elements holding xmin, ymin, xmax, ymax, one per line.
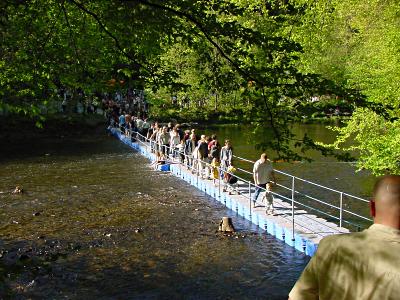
<box><xmin>144</xmin><ymin>121</ymin><xmax>235</xmax><ymax>190</ymax></box>
<box><xmin>108</xmin><ymin>114</ymin><xmax>277</xmax><ymax>215</ymax></box>
<box><xmin>59</xmin><ymin>87</ymin><xmax>148</xmax><ymax>116</ymax></box>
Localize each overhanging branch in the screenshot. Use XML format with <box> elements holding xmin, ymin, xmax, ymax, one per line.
<box><xmin>68</xmin><ymin>0</ymin><xmax>153</xmax><ymax>77</ymax></box>
<box><xmin>60</xmin><ymin>0</ymin><xmax>87</xmax><ymax>75</ymax></box>
<box><xmin>123</xmin><ymin>0</ymin><xmax>257</xmax><ymax>82</ymax></box>
<box><xmin>122</xmin><ymin>0</ymin><xmax>281</xmax><ymax>147</ymax></box>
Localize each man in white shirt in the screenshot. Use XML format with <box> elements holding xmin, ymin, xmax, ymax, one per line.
<box><xmin>252</xmin><ymin>153</ymin><xmax>276</xmax><ymax>208</ymax></box>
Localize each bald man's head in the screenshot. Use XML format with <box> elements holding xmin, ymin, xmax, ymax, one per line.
<box><xmin>371</xmin><ymin>175</ymin><xmax>400</xmax><ymax>229</ymax></box>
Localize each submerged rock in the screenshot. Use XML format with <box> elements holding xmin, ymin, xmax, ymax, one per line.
<box><xmin>12</xmin><ymin>186</ymin><xmax>23</xmax><ymax>194</ymax></box>
<box><xmin>19</xmin><ymin>254</ymin><xmax>30</xmax><ymax>261</ymax></box>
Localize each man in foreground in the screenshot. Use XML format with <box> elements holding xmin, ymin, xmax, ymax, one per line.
<box><xmin>289</xmin><ymin>175</ymin><xmax>400</xmax><ymax>300</ymax></box>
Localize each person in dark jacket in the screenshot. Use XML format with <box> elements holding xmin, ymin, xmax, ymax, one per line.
<box><xmin>184</xmin><ymin>133</ymin><xmax>197</xmax><ymax>169</ymax></box>
<box><xmin>197</xmin><ymin>135</ymin><xmax>209</xmax><ymax>178</ymax></box>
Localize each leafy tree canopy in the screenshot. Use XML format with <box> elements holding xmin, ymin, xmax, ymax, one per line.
<box><xmin>290</xmin><ymin>0</ymin><xmax>400</xmax><ymax>174</ymax></box>
<box><xmin>1</xmin><ymin>0</ymin><xmax>399</xmax><ymax>174</ymax></box>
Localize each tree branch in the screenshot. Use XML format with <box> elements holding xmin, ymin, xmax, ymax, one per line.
<box><xmin>122</xmin><ymin>0</ymin><xmax>283</xmax><ymax>151</ymax></box>
<box><xmin>123</xmin><ymin>0</ymin><xmax>258</xmax><ymax>83</ymax></box>
<box><xmin>60</xmin><ymin>0</ymin><xmax>87</xmax><ymax>75</ymax></box>
<box><xmin>68</xmin><ymin>0</ymin><xmax>153</xmax><ymax>76</ymax></box>
<box><xmin>70</xmin><ymin>0</ymin><xmax>292</xmax><ymax>157</ymax></box>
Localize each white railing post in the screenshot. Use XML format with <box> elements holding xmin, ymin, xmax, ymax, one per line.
<box><xmin>248</xmin><ymin>181</ymin><xmax>252</xmax><ymax>217</ymax></box>
<box><xmin>196</xmin><ymin>158</ymin><xmax>199</xmax><ymax>187</ymax></box>
<box><xmin>291</xmin><ymin>176</ymin><xmax>295</xmax><ymax>241</ymax></box>
<box><xmin>179</xmin><ymin>152</ymin><xmax>182</xmax><ymax>176</ymax></box>
<box><xmin>340</xmin><ymin>192</ymin><xmax>343</xmax><ymax>228</ymax></box>
<box><xmin>218</xmin><ymin>166</ymin><xmax>221</xmax><ymax>201</ymax></box>
<box><xmin>249</xmin><ymin>181</ymin><xmax>252</xmax><ymax>200</ymax></box>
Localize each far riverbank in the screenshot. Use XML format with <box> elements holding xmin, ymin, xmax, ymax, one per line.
<box><xmin>148</xmin><ymin>106</ymin><xmax>351</xmax><ymax>126</ymax></box>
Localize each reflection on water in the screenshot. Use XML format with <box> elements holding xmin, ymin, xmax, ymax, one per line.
<box><xmin>0</xmin><ymin>132</ymin><xmax>308</xmax><ymax>299</ymax></box>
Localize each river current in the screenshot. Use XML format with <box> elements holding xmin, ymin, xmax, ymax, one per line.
<box><xmin>0</xmin><ymin>130</ymin><xmax>309</xmax><ymax>299</ymax></box>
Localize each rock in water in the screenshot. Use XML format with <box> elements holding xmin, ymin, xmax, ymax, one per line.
<box><xmin>218</xmin><ymin>217</ymin><xmax>235</xmax><ymax>233</ymax></box>
<box><xmin>12</xmin><ymin>186</ymin><xmax>23</xmax><ymax>194</ymax></box>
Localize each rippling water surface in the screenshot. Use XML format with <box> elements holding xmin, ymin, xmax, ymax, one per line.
<box><xmin>0</xmin><ymin>131</ymin><xmax>308</xmax><ymax>299</ymax></box>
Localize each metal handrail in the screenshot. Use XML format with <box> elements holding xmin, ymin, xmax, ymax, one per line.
<box><xmin>233</xmin><ymin>154</ymin><xmax>372</xmax><ymax>228</ymax></box>
<box><xmin>114</xmin><ymin>126</ymin><xmax>372</xmax><ymax>236</ymax></box>
<box><xmin>293</xmin><ymin>191</ymin><xmax>341</xmax><ymax>210</ymax></box>
<box><xmin>235</xmin><ymin>155</ymin><xmax>355</xmax><ymax>195</ymax></box>
<box><xmin>342</xmin><ymin>193</ymin><xmax>370</xmax><ymax>203</ymax></box>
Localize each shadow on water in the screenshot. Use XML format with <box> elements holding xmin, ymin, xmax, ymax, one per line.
<box><xmin>0</xmin><ymin>135</ymin><xmax>124</xmax><ymax>163</ymax></box>
<box><xmin>1</xmin><ymin>129</ymin><xmax>309</xmax><ymax>299</ymax></box>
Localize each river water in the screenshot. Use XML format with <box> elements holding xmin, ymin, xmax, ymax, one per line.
<box><xmin>0</xmin><ymin>130</ymin><xmax>309</xmax><ymax>299</ymax></box>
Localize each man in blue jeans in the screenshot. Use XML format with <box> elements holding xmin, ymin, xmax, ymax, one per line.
<box><xmin>252</xmin><ymin>153</ymin><xmax>276</xmax><ymax>208</ymax></box>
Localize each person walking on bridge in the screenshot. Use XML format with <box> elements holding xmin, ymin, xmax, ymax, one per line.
<box><xmin>220</xmin><ymin>140</ymin><xmax>233</xmax><ymax>175</ymax></box>
<box><xmin>159</xmin><ymin>127</ymin><xmax>170</xmax><ymax>156</ymax></box>
<box><xmin>184</xmin><ymin>133</ymin><xmax>197</xmax><ymax>169</ymax></box>
<box><xmin>197</xmin><ymin>135</ymin><xmax>209</xmax><ymax>179</ymax></box>
<box><xmin>289</xmin><ymin>175</ymin><xmax>400</xmax><ymax>300</ymax></box>
<box><xmin>170</xmin><ymin>128</ymin><xmax>181</xmax><ymax>159</ymax></box>
<box><xmin>252</xmin><ymin>153</ymin><xmax>276</xmax><ymax>208</ymax></box>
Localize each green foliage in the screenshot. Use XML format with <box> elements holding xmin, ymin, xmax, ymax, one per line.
<box><xmin>292</xmin><ymin>0</ymin><xmax>400</xmax><ymax>107</ymax></box>
<box><xmin>1</xmin><ymin>0</ymin><xmax>399</xmax><ymax>173</ymax></box>
<box><xmin>319</xmin><ymin>108</ymin><xmax>400</xmax><ymax>175</ymax></box>
<box><xmin>288</xmin><ymin>0</ymin><xmax>400</xmax><ymax>173</ymax></box>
